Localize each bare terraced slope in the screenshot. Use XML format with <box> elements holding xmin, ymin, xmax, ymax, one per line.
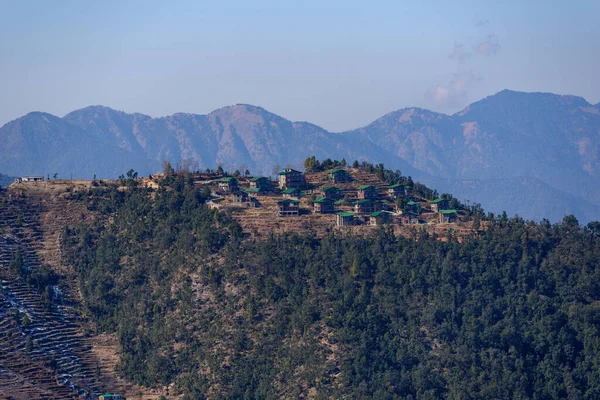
<box><xmin>0</xmin><ymin>181</ymin><xmax>164</xmax><ymax>399</ymax></box>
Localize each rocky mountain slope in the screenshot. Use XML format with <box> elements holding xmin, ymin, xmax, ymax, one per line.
<box><xmin>1</xmin><ymin>90</ymin><xmax>599</xmax><ymax>222</ymax></box>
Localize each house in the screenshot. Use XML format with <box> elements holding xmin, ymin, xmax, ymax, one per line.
<box><xmin>439</xmin><ymin>209</ymin><xmax>458</xmax><ymax>223</ymax></box>
<box><xmin>387</xmin><ymin>183</ymin><xmax>404</xmax><ymax>199</ymax></box>
<box><xmin>354</xmin><ymin>199</ymin><xmax>383</xmax><ymax>215</ymax></box>
<box><xmin>278</xmin><ymin>199</ymin><xmax>300</xmax><ymax>217</ymax></box>
<box><xmin>278</xmin><ymin>168</ymin><xmax>305</xmax><ymax>189</ymax></box>
<box><xmin>401</xmin><ymin>211</ymin><xmax>419</xmax><ymax>225</ymax></box>
<box><xmin>98</xmin><ymin>395</ymin><xmax>126</xmax><ymax>400</ymax></box>
<box><xmin>328</xmin><ymin>169</ymin><xmax>351</xmax><ymax>183</ymax></box>
<box><xmin>249</xmin><ymin>176</ymin><xmax>270</xmax><ymax>191</ymax></box>
<box><xmin>404</xmin><ymin>185</ymin><xmax>412</xmax><ymax>195</ymax></box>
<box><xmin>336</xmin><ymin>212</ymin><xmax>355</xmax><ymax>226</ymax></box>
<box><xmin>369</xmin><ymin>211</ymin><xmax>391</xmax><ymax>226</ymax></box>
<box><xmin>217</xmin><ymin>177</ymin><xmax>238</xmax><ymax>192</ymax></box>
<box><xmin>281</xmin><ymin>188</ymin><xmax>303</xmax><ymax>198</ymax></box>
<box><xmin>322</xmin><ymin>186</ymin><xmax>343</xmax><ymax>199</ymax></box>
<box><xmin>313</xmin><ymin>197</ymin><xmax>335</xmax><ymax>214</ymax></box>
<box><xmin>15</xmin><ymin>176</ymin><xmax>44</xmax><ymax>183</ymax></box>
<box><xmin>232</xmin><ymin>191</ymin><xmax>249</xmax><ymax>204</ymax></box>
<box><xmin>405</xmin><ymin>200</ymin><xmax>419</xmax><ymax>212</ymax></box>
<box><xmin>430</xmin><ymin>198</ymin><xmax>448</xmax><ymax>212</ymax></box>
<box><xmin>357</xmin><ymin>185</ymin><xmax>378</xmax><ymax>200</ymax></box>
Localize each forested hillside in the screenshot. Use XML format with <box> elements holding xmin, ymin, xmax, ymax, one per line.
<box><xmin>60</xmin><ymin>174</ymin><xmax>600</xmax><ymax>399</ymax></box>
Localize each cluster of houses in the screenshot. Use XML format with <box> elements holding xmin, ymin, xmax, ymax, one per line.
<box><xmin>213</xmin><ymin>167</ymin><xmax>459</xmax><ymax>227</ymax></box>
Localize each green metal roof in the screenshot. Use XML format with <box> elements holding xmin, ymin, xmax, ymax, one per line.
<box><xmin>218</xmin><ymin>177</ymin><xmax>237</xmax><ymax>183</ymax></box>
<box><xmin>313</xmin><ymin>197</ymin><xmax>331</xmax><ymax>203</ymax></box>
<box><xmin>430</xmin><ymin>198</ymin><xmax>446</xmax><ymax>204</ymax></box>
<box><xmin>278</xmin><ymin>168</ymin><xmax>300</xmax><ymax>175</ymax></box>
<box><xmin>406</xmin><ymin>201</ymin><xmax>419</xmax><ymax>206</ymax></box>
<box><xmin>245</xmin><ymin>187</ymin><xmax>261</xmax><ymax>193</ymax></box>
<box><xmin>329</xmin><ymin>169</ymin><xmax>348</xmax><ymax>174</ymax></box>
<box><xmin>354</xmin><ymin>199</ymin><xmax>373</xmax><ymax>205</ymax></box>
<box><xmin>249</xmin><ymin>176</ymin><xmax>266</xmax><ymax>182</ymax></box>
<box><xmin>388</xmin><ymin>183</ymin><xmax>402</xmax><ymax>189</ymax></box>
<box><xmin>439</xmin><ymin>209</ymin><xmax>457</xmax><ymax>214</ymax></box>
<box><xmin>370</xmin><ymin>211</ymin><xmax>387</xmax><ymax>217</ymax></box>
<box><xmin>281</xmin><ymin>188</ymin><xmax>300</xmax><ymax>194</ymax></box>
<box><xmin>357</xmin><ymin>185</ymin><xmax>375</xmax><ymax>190</ymax></box>
<box><xmin>334</xmin><ymin>199</ymin><xmax>347</xmax><ymax>205</ymax></box>
<box><xmin>322</xmin><ymin>185</ymin><xmax>341</xmax><ymax>191</ymax></box>
<box><xmin>337</xmin><ymin>212</ymin><xmax>355</xmax><ymax>217</ymax></box>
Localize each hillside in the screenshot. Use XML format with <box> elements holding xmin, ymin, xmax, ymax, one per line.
<box><xmin>2</xmin><ymin>90</ymin><xmax>600</xmax><ymax>222</ymax></box>
<box><xmin>2</xmin><ymin>169</ymin><xmax>600</xmax><ymax>398</ymax></box>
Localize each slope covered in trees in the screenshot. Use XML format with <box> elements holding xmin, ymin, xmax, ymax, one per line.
<box><xmin>63</xmin><ymin>174</ymin><xmax>600</xmax><ymax>399</ymax></box>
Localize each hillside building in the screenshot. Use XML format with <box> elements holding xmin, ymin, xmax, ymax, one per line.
<box><xmin>313</xmin><ymin>197</ymin><xmax>335</xmax><ymax>214</ymax></box>
<box><xmin>354</xmin><ymin>199</ymin><xmax>383</xmax><ymax>215</ymax></box>
<box><xmin>387</xmin><ymin>183</ymin><xmax>404</xmax><ymax>199</ymax></box>
<box><xmin>278</xmin><ymin>168</ymin><xmax>305</xmax><ymax>189</ymax></box>
<box><xmin>322</xmin><ymin>185</ymin><xmax>343</xmax><ymax>199</ymax></box>
<box><xmin>401</xmin><ymin>211</ymin><xmax>419</xmax><ymax>225</ymax></box>
<box><xmin>15</xmin><ymin>176</ymin><xmax>44</xmax><ymax>183</ymax></box>
<box><xmin>98</xmin><ymin>395</ymin><xmax>126</xmax><ymax>400</ymax></box>
<box><xmin>249</xmin><ymin>176</ymin><xmax>271</xmax><ymax>191</ymax></box>
<box><xmin>406</xmin><ymin>200</ymin><xmax>420</xmax><ymax>212</ymax></box>
<box><xmin>281</xmin><ymin>188</ymin><xmax>303</xmax><ymax>198</ymax></box>
<box><xmin>430</xmin><ymin>198</ymin><xmax>448</xmax><ymax>212</ymax></box>
<box><xmin>439</xmin><ymin>209</ymin><xmax>457</xmax><ymax>223</ymax></box>
<box><xmin>217</xmin><ymin>177</ymin><xmax>238</xmax><ymax>193</ymax></box>
<box><xmin>369</xmin><ymin>211</ymin><xmax>391</xmax><ymax>226</ymax></box>
<box><xmin>278</xmin><ymin>199</ymin><xmax>300</xmax><ymax>217</ymax></box>
<box><xmin>328</xmin><ymin>169</ymin><xmax>351</xmax><ymax>183</ymax></box>
<box><xmin>232</xmin><ymin>191</ymin><xmax>249</xmax><ymax>204</ymax></box>
<box><xmin>357</xmin><ymin>185</ymin><xmax>378</xmax><ymax>200</ymax></box>
<box><xmin>336</xmin><ymin>212</ymin><xmax>355</xmax><ymax>226</ymax></box>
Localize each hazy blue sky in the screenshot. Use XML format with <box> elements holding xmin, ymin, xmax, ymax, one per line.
<box><xmin>1</xmin><ymin>0</ymin><xmax>599</xmax><ymax>131</ymax></box>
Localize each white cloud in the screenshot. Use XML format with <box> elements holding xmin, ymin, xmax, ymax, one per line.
<box><xmin>426</xmin><ymin>71</ymin><xmax>483</xmax><ymax>108</ymax></box>
<box><xmin>475</xmin><ymin>34</ymin><xmax>501</xmax><ymax>57</ymax></box>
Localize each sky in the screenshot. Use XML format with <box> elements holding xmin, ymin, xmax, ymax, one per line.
<box><xmin>1</xmin><ymin>0</ymin><xmax>599</xmax><ymax>132</ymax></box>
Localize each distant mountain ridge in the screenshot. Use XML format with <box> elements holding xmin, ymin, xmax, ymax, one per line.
<box><xmin>2</xmin><ymin>90</ymin><xmax>600</xmax><ymax>222</ymax></box>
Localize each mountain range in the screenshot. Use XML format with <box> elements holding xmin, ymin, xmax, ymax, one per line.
<box><xmin>1</xmin><ymin>89</ymin><xmax>599</xmax><ymax>222</ymax></box>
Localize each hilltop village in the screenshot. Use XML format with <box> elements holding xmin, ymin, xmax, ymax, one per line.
<box><xmin>168</xmin><ymin>158</ymin><xmax>477</xmax><ymax>238</ymax></box>
<box><xmin>5</xmin><ymin>159</ymin><xmax>479</xmax><ymax>242</ymax></box>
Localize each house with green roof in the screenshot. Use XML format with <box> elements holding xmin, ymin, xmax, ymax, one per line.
<box><xmin>313</xmin><ymin>197</ymin><xmax>334</xmax><ymax>214</ymax></box>
<box><xmin>369</xmin><ymin>211</ymin><xmax>391</xmax><ymax>226</ymax></box>
<box><xmin>336</xmin><ymin>212</ymin><xmax>355</xmax><ymax>227</ymax></box>
<box><xmin>430</xmin><ymin>198</ymin><xmax>449</xmax><ymax>212</ymax></box>
<box><xmin>281</xmin><ymin>187</ymin><xmax>303</xmax><ymax>198</ymax></box>
<box><xmin>98</xmin><ymin>395</ymin><xmax>126</xmax><ymax>400</ymax></box>
<box><xmin>354</xmin><ymin>199</ymin><xmax>383</xmax><ymax>215</ymax></box>
<box><xmin>387</xmin><ymin>183</ymin><xmax>404</xmax><ymax>198</ymax></box>
<box><xmin>232</xmin><ymin>190</ymin><xmax>249</xmax><ymax>204</ymax></box>
<box><xmin>438</xmin><ymin>209</ymin><xmax>457</xmax><ymax>223</ymax></box>
<box><xmin>322</xmin><ymin>185</ymin><xmax>343</xmax><ymax>199</ymax></box>
<box><xmin>278</xmin><ymin>168</ymin><xmax>305</xmax><ymax>189</ymax></box>
<box><xmin>401</xmin><ymin>211</ymin><xmax>420</xmax><ymax>225</ymax></box>
<box><xmin>357</xmin><ymin>185</ymin><xmax>378</xmax><ymax>200</ymax></box>
<box><xmin>328</xmin><ymin>168</ymin><xmax>351</xmax><ymax>183</ymax></box>
<box><xmin>406</xmin><ymin>200</ymin><xmax>420</xmax><ymax>212</ymax></box>
<box><xmin>249</xmin><ymin>176</ymin><xmax>271</xmax><ymax>191</ymax></box>
<box><xmin>217</xmin><ymin>176</ymin><xmax>238</xmax><ymax>192</ymax></box>
<box><xmin>277</xmin><ymin>199</ymin><xmax>300</xmax><ymax>217</ymax></box>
